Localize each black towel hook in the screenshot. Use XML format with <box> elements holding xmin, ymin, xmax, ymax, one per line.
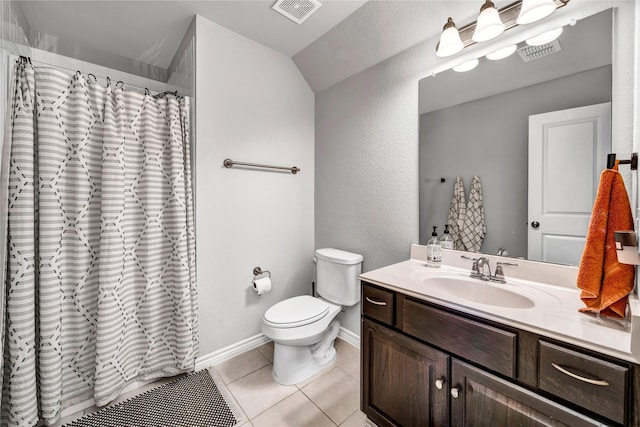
<box><xmin>607</xmin><ymin>153</ymin><xmax>638</xmax><ymax>170</ymax></box>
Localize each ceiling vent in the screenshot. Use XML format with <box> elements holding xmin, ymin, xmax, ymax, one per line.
<box><xmin>517</xmin><ymin>40</ymin><xmax>562</xmax><ymax>63</ymax></box>
<box><xmin>272</xmin><ymin>0</ymin><xmax>321</xmax><ymax>24</ymax></box>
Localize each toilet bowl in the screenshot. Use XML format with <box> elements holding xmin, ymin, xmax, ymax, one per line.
<box><xmin>262</xmin><ymin>295</ymin><xmax>342</xmax><ymax>385</ymax></box>
<box><xmin>261</xmin><ymin>248</ymin><xmax>363</xmax><ymax>385</ymax></box>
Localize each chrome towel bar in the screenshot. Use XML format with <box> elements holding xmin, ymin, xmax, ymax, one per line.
<box><xmin>223</xmin><ymin>158</ymin><xmax>300</xmax><ymax>174</ymax></box>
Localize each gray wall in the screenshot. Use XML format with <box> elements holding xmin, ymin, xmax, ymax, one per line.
<box><xmin>419</xmin><ymin>65</ymin><xmax>612</xmax><ymax>258</ymax></box>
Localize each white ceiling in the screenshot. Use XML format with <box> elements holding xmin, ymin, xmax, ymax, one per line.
<box><xmin>14</xmin><ymin>1</ymin><xmax>511</xmax><ymax>92</ymax></box>
<box><xmin>18</xmin><ymin>1</ymin><xmax>367</xmax><ymax>62</ymax></box>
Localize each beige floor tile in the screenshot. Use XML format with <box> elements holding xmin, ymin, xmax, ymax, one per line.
<box><xmin>252</xmin><ymin>391</ymin><xmax>335</xmax><ymax>427</ymax></box>
<box><xmin>215</xmin><ymin>349</ymin><xmax>271</xmax><ymax>384</ymax></box>
<box><xmin>302</xmin><ymin>367</ymin><xmax>360</xmax><ymax>425</ymax></box>
<box><xmin>207</xmin><ymin>368</ymin><xmax>250</xmax><ymax>425</ymax></box>
<box><xmin>227</xmin><ymin>365</ymin><xmax>297</xmax><ymax>419</ymax></box>
<box><xmin>294</xmin><ymin>339</ymin><xmax>359</xmax><ymax>389</ymax></box>
<box><xmin>294</xmin><ymin>362</ymin><xmax>335</xmax><ymax>389</ymax></box>
<box><xmin>334</xmin><ymin>339</ymin><xmax>359</xmax><ymax>367</ymax></box>
<box><xmin>340</xmin><ymin>355</ymin><xmax>360</xmax><ymax>380</ymax></box>
<box><xmin>340</xmin><ymin>410</ymin><xmax>377</xmax><ymax>427</ymax></box>
<box><xmin>334</xmin><ymin>339</ymin><xmax>360</xmax><ymax>380</ymax></box>
<box><xmin>256</xmin><ymin>341</ymin><xmax>274</xmax><ymax>363</ymax></box>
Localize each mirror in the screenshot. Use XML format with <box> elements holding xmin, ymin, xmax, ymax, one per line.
<box><xmin>419</xmin><ymin>9</ymin><xmax>614</xmax><ymax>265</ymax></box>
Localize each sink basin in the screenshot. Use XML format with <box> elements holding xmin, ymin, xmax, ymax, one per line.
<box><xmin>423</xmin><ymin>276</ymin><xmax>535</xmax><ymax>309</ymax></box>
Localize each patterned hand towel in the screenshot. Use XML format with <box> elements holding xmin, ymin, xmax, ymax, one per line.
<box><xmin>447</xmin><ymin>177</ymin><xmax>466</xmax><ymax>250</ymax></box>
<box><xmin>461</xmin><ymin>176</ymin><xmax>486</xmax><ymax>252</ymax></box>
<box><xmin>577</xmin><ymin>163</ymin><xmax>635</xmax><ymax>318</ymax></box>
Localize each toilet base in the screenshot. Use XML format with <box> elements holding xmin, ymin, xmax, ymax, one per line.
<box><xmin>271</xmin><ymin>320</ymin><xmax>340</xmax><ymax>385</ymax></box>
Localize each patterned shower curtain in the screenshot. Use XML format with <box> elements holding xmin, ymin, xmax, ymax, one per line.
<box><xmin>1</xmin><ymin>58</ymin><xmax>198</xmax><ymax>426</ymax></box>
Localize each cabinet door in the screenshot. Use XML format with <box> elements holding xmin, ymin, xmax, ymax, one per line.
<box><xmin>450</xmin><ymin>360</ymin><xmax>607</xmax><ymax>427</ymax></box>
<box><xmin>362</xmin><ymin>318</ymin><xmax>449</xmax><ymax>427</ymax></box>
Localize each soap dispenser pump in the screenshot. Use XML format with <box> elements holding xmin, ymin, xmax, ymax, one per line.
<box><xmin>440</xmin><ymin>224</ymin><xmax>454</xmax><ymax>250</ymax></box>
<box><xmin>426</xmin><ymin>226</ymin><xmax>442</xmax><ymax>268</ymax></box>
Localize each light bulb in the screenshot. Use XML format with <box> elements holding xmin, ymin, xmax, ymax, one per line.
<box><xmin>453</xmin><ymin>58</ymin><xmax>480</xmax><ymax>72</ymax></box>
<box><xmin>437</xmin><ymin>17</ymin><xmax>464</xmax><ymax>57</ymax></box>
<box><xmin>526</xmin><ymin>27</ymin><xmax>563</xmax><ymax>46</ymax></box>
<box><xmin>486</xmin><ymin>44</ymin><xmax>518</xmax><ymax>60</ymax></box>
<box><xmin>472</xmin><ymin>0</ymin><xmax>505</xmax><ymax>43</ymax></box>
<box><xmin>516</xmin><ymin>0</ymin><xmax>557</xmax><ymax>25</ymax></box>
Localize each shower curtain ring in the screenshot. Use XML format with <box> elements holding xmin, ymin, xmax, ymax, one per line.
<box><xmin>145</xmin><ymin>88</ymin><xmax>150</xmax><ymax>96</ymax></box>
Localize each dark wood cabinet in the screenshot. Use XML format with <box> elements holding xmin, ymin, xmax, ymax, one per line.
<box><xmin>361</xmin><ymin>281</ymin><xmax>639</xmax><ymax>427</ymax></box>
<box><xmin>450</xmin><ymin>359</ymin><xmax>605</xmax><ymax>427</ymax></box>
<box><xmin>362</xmin><ymin>318</ymin><xmax>449</xmax><ymax>427</ymax></box>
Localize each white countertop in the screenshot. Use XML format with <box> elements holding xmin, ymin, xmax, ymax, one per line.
<box><xmin>359</xmin><ymin>245</ymin><xmax>640</xmax><ymax>364</ymax></box>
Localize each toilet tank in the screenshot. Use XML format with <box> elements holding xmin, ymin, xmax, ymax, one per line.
<box><xmin>315</xmin><ymin>248</ymin><xmax>363</xmax><ymax>306</ymax></box>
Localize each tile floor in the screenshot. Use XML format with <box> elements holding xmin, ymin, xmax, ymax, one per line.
<box><xmin>59</xmin><ymin>338</ymin><xmax>374</xmax><ymax>427</ymax></box>
<box><xmin>216</xmin><ymin>338</ymin><xmax>373</xmax><ymax>427</ymax></box>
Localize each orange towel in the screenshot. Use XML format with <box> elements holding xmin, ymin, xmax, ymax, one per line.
<box><xmin>577</xmin><ymin>163</ymin><xmax>635</xmax><ymax>318</ymax></box>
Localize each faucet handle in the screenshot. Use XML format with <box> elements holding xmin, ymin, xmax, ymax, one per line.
<box><xmin>496</xmin><ymin>261</ymin><xmax>518</xmax><ymax>267</ymax></box>
<box><xmin>491</xmin><ymin>261</ymin><xmax>518</xmax><ymax>284</ymax></box>
<box><xmin>461</xmin><ymin>255</ymin><xmax>482</xmax><ymax>278</ymax></box>
<box><xmin>491</xmin><ymin>264</ymin><xmax>506</xmax><ymax>283</ymax></box>
<box><xmin>470</xmin><ymin>260</ymin><xmax>481</xmax><ymax>278</ymax></box>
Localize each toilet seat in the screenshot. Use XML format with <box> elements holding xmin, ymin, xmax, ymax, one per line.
<box><xmin>264</xmin><ymin>295</ymin><xmax>329</xmax><ymax>328</ymax></box>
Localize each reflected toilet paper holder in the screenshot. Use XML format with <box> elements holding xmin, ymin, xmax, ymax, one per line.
<box><xmin>253</xmin><ymin>266</ymin><xmax>271</xmax><ymax>278</ymax></box>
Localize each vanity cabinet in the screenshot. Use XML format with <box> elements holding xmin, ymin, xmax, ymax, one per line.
<box><xmin>361</xmin><ymin>282</ymin><xmax>639</xmax><ymax>427</ymax></box>
<box><xmin>362</xmin><ymin>318</ymin><xmax>449</xmax><ymax>426</ymax></box>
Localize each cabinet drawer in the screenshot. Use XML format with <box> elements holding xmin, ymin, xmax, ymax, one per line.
<box><xmin>538</xmin><ymin>340</ymin><xmax>629</xmax><ymax>425</ymax></box>
<box><xmin>362</xmin><ymin>284</ymin><xmax>394</xmax><ymax>325</ymax></box>
<box><xmin>403</xmin><ymin>298</ymin><xmax>517</xmax><ymax>379</ymax></box>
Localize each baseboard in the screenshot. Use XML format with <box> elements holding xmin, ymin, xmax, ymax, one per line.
<box><xmin>195</xmin><ymin>328</ymin><xmax>360</xmax><ymax>370</ymax></box>
<box><xmin>195</xmin><ymin>333</ymin><xmax>271</xmax><ymax>370</ymax></box>
<box><xmin>338</xmin><ymin>326</ymin><xmax>360</xmax><ymax>349</ymax></box>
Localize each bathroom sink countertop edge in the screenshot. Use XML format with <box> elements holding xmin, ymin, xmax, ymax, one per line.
<box><xmin>359</xmin><ymin>245</ymin><xmax>640</xmax><ymax>364</ymax></box>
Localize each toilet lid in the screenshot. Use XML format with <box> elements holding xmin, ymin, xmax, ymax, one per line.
<box><xmin>264</xmin><ymin>295</ymin><xmax>329</xmax><ymax>328</ymax></box>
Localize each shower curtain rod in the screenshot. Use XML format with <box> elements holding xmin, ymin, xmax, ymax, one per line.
<box><xmin>18</xmin><ymin>55</ymin><xmax>180</xmax><ymax>97</ymax></box>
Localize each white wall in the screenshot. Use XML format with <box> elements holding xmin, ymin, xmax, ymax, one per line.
<box><xmin>195</xmin><ymin>15</ymin><xmax>315</xmax><ymax>355</ymax></box>
<box><xmin>316</xmin><ymin>0</ymin><xmax>638</xmax><ymax>336</ymax></box>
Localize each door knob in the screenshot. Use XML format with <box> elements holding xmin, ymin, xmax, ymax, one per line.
<box><xmin>450</xmin><ymin>387</ymin><xmax>460</xmax><ymax>399</ymax></box>
<box><xmin>435</xmin><ymin>378</ymin><xmax>445</xmax><ymax>390</ymax></box>
<box><xmin>531</xmin><ymin>221</ymin><xmax>540</xmax><ymax>229</ymax></box>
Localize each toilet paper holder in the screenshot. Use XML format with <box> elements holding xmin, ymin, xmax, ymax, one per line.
<box><xmin>253</xmin><ymin>266</ymin><xmax>271</xmax><ymax>279</ymax></box>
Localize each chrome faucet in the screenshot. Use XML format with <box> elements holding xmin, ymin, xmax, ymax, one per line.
<box><xmin>461</xmin><ymin>255</ymin><xmax>518</xmax><ymax>283</ymax></box>
<box><xmin>491</xmin><ymin>261</ymin><xmax>518</xmax><ymax>284</ymax></box>
<box><xmin>477</xmin><ymin>257</ymin><xmax>492</xmax><ymax>280</ymax></box>
<box><xmin>497</xmin><ymin>248</ymin><xmax>509</xmax><ymax>256</ymax></box>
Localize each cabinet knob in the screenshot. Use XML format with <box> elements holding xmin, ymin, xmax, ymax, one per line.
<box><xmin>450</xmin><ymin>387</ymin><xmax>460</xmax><ymax>399</ymax></box>
<box><xmin>435</xmin><ymin>378</ymin><xmax>444</xmax><ymax>390</ymax></box>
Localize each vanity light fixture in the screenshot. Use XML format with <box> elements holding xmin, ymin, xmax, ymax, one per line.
<box><xmin>525</xmin><ymin>26</ymin><xmax>564</xmax><ymax>46</ymax></box>
<box><xmin>472</xmin><ymin>0</ymin><xmax>505</xmax><ymax>43</ymax></box>
<box><xmin>516</xmin><ymin>0</ymin><xmax>557</xmax><ymax>25</ymax></box>
<box><xmin>486</xmin><ymin>44</ymin><xmax>518</xmax><ymax>60</ymax></box>
<box><xmin>453</xmin><ymin>58</ymin><xmax>480</xmax><ymax>72</ymax></box>
<box><xmin>436</xmin><ymin>17</ymin><xmax>465</xmax><ymax>57</ymax></box>
<box><xmin>435</xmin><ymin>0</ymin><xmax>569</xmax><ymax>58</ymax></box>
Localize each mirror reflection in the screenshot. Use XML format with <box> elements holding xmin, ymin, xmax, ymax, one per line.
<box><xmin>419</xmin><ymin>9</ymin><xmax>613</xmax><ymax>265</ymax></box>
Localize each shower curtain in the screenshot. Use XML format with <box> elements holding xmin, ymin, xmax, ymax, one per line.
<box><xmin>1</xmin><ymin>58</ymin><xmax>197</xmax><ymax>426</ymax></box>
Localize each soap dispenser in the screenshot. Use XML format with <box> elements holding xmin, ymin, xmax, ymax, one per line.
<box><xmin>426</xmin><ymin>226</ymin><xmax>442</xmax><ymax>268</ymax></box>
<box><xmin>440</xmin><ymin>224</ymin><xmax>454</xmax><ymax>250</ymax></box>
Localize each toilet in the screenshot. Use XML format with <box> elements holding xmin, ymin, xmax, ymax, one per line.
<box><xmin>261</xmin><ymin>248</ymin><xmax>363</xmax><ymax>385</ymax></box>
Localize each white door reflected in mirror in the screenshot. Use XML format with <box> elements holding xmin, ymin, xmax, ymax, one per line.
<box><xmin>527</xmin><ymin>102</ymin><xmax>611</xmax><ymax>265</ymax></box>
